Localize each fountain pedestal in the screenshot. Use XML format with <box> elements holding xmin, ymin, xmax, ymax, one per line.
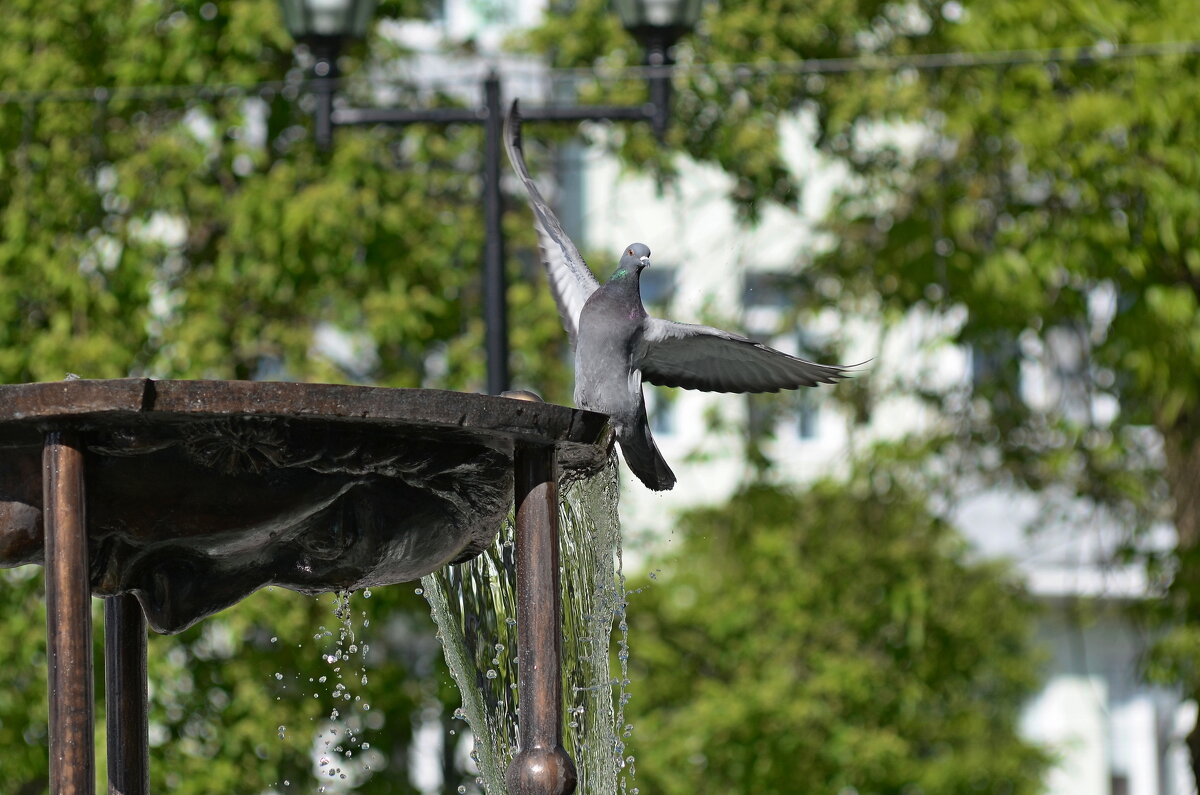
<box><xmin>0</xmin><ymin>379</ymin><xmax>606</xmax><ymax>794</ymax></box>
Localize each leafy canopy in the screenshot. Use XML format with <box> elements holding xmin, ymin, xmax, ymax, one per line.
<box><xmin>626</xmin><ymin>467</ymin><xmax>1047</xmax><ymax>794</ymax></box>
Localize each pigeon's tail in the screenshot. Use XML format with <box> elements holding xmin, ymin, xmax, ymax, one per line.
<box><xmin>616</xmin><ymin>420</ymin><xmax>677</xmax><ymax>491</ymax></box>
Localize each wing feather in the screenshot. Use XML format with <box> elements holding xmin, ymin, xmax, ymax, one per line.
<box><xmin>638</xmin><ymin>318</ymin><xmax>854</xmax><ymax>393</ymax></box>
<box><xmin>503</xmin><ymin>100</ymin><xmax>599</xmax><ymax>340</ymax></box>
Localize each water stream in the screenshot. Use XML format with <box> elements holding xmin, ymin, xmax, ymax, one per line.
<box><xmin>422</xmin><ymin>457</ymin><xmax>631</xmax><ymax>794</ymax></box>
<box><xmin>271</xmin><ymin>589</ymin><xmax>377</xmax><ymax>792</ymax></box>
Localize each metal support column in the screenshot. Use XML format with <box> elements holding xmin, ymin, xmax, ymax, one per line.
<box><xmin>105</xmin><ymin>594</ymin><xmax>149</xmax><ymax>795</ymax></box>
<box><xmin>43</xmin><ymin>430</ymin><xmax>95</xmax><ymax>794</ymax></box>
<box><xmin>506</xmin><ymin>442</ymin><xmax>576</xmax><ymax>795</ymax></box>
<box><xmin>483</xmin><ymin>71</ymin><xmax>510</xmax><ymax>395</ymax></box>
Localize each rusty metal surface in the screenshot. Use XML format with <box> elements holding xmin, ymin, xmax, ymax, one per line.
<box><xmin>44</xmin><ymin>431</ymin><xmax>95</xmax><ymax>795</ymax></box>
<box><xmin>0</xmin><ymin>380</ymin><xmax>608</xmax><ymax>634</ymax></box>
<box><xmin>105</xmin><ymin>594</ymin><xmax>148</xmax><ymax>795</ymax></box>
<box><xmin>506</xmin><ymin>442</ymin><xmax>578</xmax><ymax>795</ymax></box>
<box><xmin>0</xmin><ymin>379</ymin><xmax>607</xmax><ymax>448</ymax></box>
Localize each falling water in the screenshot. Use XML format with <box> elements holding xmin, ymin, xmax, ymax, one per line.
<box><xmin>272</xmin><ymin>590</ymin><xmax>376</xmax><ymax>792</ymax></box>
<box><xmin>422</xmin><ymin>455</ymin><xmax>631</xmax><ymax>794</ymax></box>
<box><xmin>422</xmin><ymin>522</ymin><xmax>518</xmax><ymax>795</ymax></box>
<box><xmin>313</xmin><ymin>591</ymin><xmax>374</xmax><ymax>788</ymax></box>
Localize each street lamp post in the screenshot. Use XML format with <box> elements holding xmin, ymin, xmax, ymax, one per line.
<box><xmin>280</xmin><ymin>0</ymin><xmax>701</xmax><ymax>396</ymax></box>
<box><xmin>278</xmin><ymin>0</ymin><xmax>377</xmax><ymax>150</ymax></box>
<box><xmin>613</xmin><ymin>0</ymin><xmax>704</xmax><ymax>138</ymax></box>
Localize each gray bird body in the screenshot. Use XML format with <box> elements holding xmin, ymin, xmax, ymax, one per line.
<box><xmin>504</xmin><ymin>101</ymin><xmax>855</xmax><ymax>491</ymax></box>
<box><xmin>575</xmin><ymin>252</ymin><xmax>648</xmax><ymax>414</ymax></box>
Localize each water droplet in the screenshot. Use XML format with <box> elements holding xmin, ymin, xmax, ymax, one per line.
<box><xmin>274</xmin><ymin>672</ymin><xmax>283</xmax><ymax>680</ymax></box>
<box><xmin>485</xmin><ymin>669</ymin><xmax>497</xmax><ymax>679</ymax></box>
<box><xmin>277</xmin><ymin>725</ymin><xmax>286</xmax><ymax>739</ymax></box>
<box><xmin>414</xmin><ymin>587</ymin><xmax>424</xmax><ymax>595</ymax></box>
<box><xmin>362</xmin><ymin>588</ymin><xmax>371</xmax><ymax>598</ymax></box>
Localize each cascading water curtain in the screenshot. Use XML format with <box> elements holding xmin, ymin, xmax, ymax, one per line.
<box><xmin>423</xmin><ymin>455</ymin><xmax>630</xmax><ymax>795</ymax></box>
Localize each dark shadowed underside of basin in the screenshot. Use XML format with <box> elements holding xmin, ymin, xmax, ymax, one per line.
<box><xmin>0</xmin><ymin>379</ymin><xmax>607</xmax><ymax>633</ymax></box>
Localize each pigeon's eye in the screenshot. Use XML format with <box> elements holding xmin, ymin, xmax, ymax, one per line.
<box><xmin>627</xmin><ymin>249</ymin><xmax>633</xmax><ymax>256</ymax></box>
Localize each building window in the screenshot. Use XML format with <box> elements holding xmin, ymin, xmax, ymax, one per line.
<box><xmin>795</xmin><ymin>389</ymin><xmax>819</xmax><ymax>440</ymax></box>
<box><xmin>743</xmin><ymin>271</ymin><xmax>799</xmax><ymax>309</ymax></box>
<box><xmin>746</xmin><ymin>390</ymin><xmax>820</xmax><ymax>442</ymax></box>
<box><xmin>969</xmin><ymin>333</ymin><xmax>1021</xmax><ymax>413</ymax></box>
<box><xmin>640</xmin><ymin>267</ymin><xmax>676</xmax><ymax>311</ymax></box>
<box><xmin>648</xmin><ymin>386</ymin><xmax>675</xmax><ymax>436</ymax></box>
<box><xmin>468</xmin><ymin>0</ymin><xmax>510</xmax><ymax>26</ymax></box>
<box><xmin>424</xmin><ymin>0</ymin><xmax>446</xmax><ymax>23</ymax></box>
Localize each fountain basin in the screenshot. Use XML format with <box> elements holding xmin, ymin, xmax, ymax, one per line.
<box><xmin>0</xmin><ymin>378</ymin><xmax>607</xmax><ymax>633</ymax></box>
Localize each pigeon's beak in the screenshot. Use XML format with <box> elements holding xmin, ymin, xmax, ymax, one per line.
<box><xmin>639</xmin><ymin>255</ymin><xmax>651</xmax><ymax>270</ymax></box>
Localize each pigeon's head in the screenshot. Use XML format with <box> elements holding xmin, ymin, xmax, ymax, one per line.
<box><xmin>615</xmin><ymin>243</ymin><xmax>651</xmax><ymax>278</ymax></box>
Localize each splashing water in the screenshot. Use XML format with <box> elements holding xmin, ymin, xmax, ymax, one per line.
<box><xmin>312</xmin><ymin>591</ymin><xmax>374</xmax><ymax>786</ymax></box>
<box><xmin>422</xmin><ymin>517</ymin><xmax>519</xmax><ymax>795</ymax></box>
<box><xmin>422</xmin><ymin>456</ymin><xmax>631</xmax><ymax>795</ymax></box>
<box><xmin>272</xmin><ymin>590</ymin><xmax>376</xmax><ymax>791</ymax></box>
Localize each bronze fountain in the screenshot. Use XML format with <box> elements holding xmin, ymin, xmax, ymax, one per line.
<box><xmin>0</xmin><ymin>377</ymin><xmax>607</xmax><ymax>794</ymax></box>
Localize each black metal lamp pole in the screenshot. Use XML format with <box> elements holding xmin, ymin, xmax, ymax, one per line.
<box><xmin>482</xmin><ymin>73</ymin><xmax>509</xmax><ymax>396</ymax></box>
<box><xmin>308</xmin><ymin>37</ymin><xmax>340</xmax><ymax>152</ymax></box>
<box><xmin>281</xmin><ymin>0</ymin><xmax>702</xmax><ymax>395</ymax></box>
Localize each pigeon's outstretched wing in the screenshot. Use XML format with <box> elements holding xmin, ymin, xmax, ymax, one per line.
<box><xmin>503</xmin><ymin>100</ymin><xmax>599</xmax><ymax>340</ymax></box>
<box><xmin>638</xmin><ymin>318</ymin><xmax>852</xmax><ymax>393</ymax></box>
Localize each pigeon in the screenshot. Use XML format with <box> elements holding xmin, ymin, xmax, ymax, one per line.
<box><xmin>503</xmin><ymin>100</ymin><xmax>855</xmax><ymax>491</ymax></box>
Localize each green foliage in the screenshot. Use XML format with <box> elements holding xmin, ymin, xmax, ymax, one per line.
<box><xmin>0</xmin><ymin>569</ymin><xmax>52</xmax><ymax>795</ymax></box>
<box><xmin>0</xmin><ymin>1</ymin><xmax>571</xmax><ymax>790</ymax></box>
<box><xmin>0</xmin><ymin>0</ymin><xmax>571</xmax><ymax>391</ymax></box>
<box><xmin>138</xmin><ymin>585</ymin><xmax>449</xmax><ymax>794</ymax></box>
<box><xmin>626</xmin><ymin>472</ymin><xmax>1047</xmax><ymax>794</ymax></box>
<box><xmin>0</xmin><ymin>572</ymin><xmax>447</xmax><ymax>793</ymax></box>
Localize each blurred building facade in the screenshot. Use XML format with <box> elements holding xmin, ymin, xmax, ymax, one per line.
<box><xmin>387</xmin><ymin>3</ymin><xmax>1197</xmax><ymax>793</ymax></box>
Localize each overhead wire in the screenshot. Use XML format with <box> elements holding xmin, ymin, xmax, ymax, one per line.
<box><xmin>0</xmin><ymin>38</ymin><xmax>1195</xmax><ymax>108</ymax></box>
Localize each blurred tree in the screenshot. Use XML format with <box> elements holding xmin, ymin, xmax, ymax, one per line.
<box><xmin>528</xmin><ymin>0</ymin><xmax>1200</xmax><ymax>782</ymax></box>
<box><xmin>625</xmin><ymin>463</ymin><xmax>1047</xmax><ymax>794</ymax></box>
<box><xmin>0</xmin><ymin>0</ymin><xmax>568</xmax><ymax>791</ymax></box>
<box><xmin>0</xmin><ymin>0</ymin><xmax>571</xmax><ymax>393</ymax></box>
